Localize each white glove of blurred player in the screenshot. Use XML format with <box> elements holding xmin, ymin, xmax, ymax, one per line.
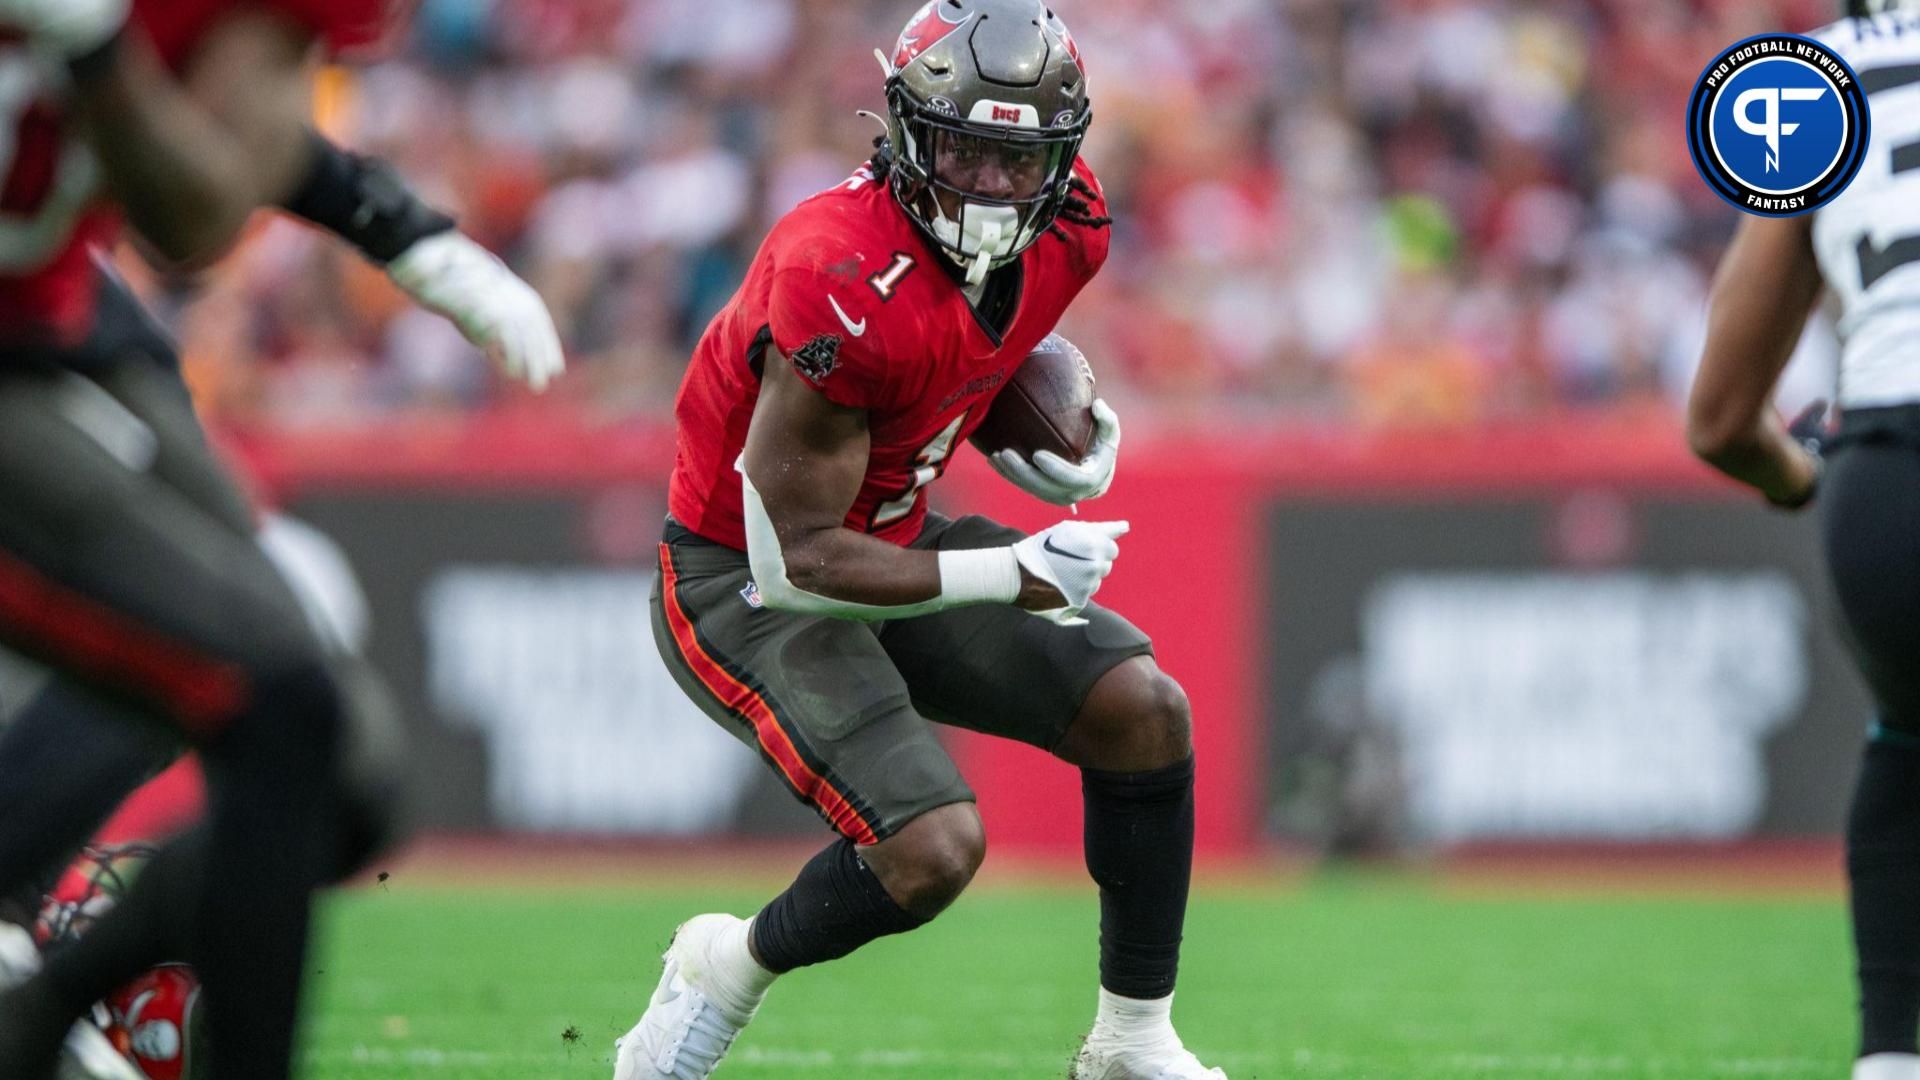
<box><xmin>386</xmin><ymin>231</ymin><xmax>566</xmax><ymax>392</ymax></box>
<box><xmin>0</xmin><ymin>0</ymin><xmax>128</xmax><ymax>58</ymax></box>
<box><xmin>989</xmin><ymin>399</ymin><xmax>1121</xmax><ymax>507</ymax></box>
<box><xmin>1010</xmin><ymin>519</ymin><xmax>1129</xmax><ymax>625</ymax></box>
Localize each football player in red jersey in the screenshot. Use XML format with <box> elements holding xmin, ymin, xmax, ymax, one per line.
<box><xmin>620</xmin><ymin>3</ymin><xmax>1222</xmax><ymax>1078</ymax></box>
<box><xmin>0</xmin><ymin>1</ymin><xmax>561</xmax><ymax>1077</ymax></box>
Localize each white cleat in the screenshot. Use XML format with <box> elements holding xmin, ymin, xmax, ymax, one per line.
<box><xmin>613</xmin><ymin>915</ymin><xmax>762</xmax><ymax>1080</ymax></box>
<box><xmin>1072</xmin><ymin>1030</ymin><xmax>1228</xmax><ymax>1080</ymax></box>
<box><xmin>0</xmin><ymin>923</ymin><xmax>144</xmax><ymax>1080</ymax></box>
<box><xmin>1856</xmin><ymin>1053</ymin><xmax>1920</xmax><ymax>1080</ymax></box>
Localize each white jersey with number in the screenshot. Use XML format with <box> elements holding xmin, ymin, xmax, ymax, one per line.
<box><xmin>1812</xmin><ymin>13</ymin><xmax>1920</xmax><ymax>407</ymax></box>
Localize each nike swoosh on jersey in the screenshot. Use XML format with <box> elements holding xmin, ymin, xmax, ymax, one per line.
<box><xmin>828</xmin><ymin>295</ymin><xmax>867</xmax><ymax>337</ymax></box>
<box><xmin>1043</xmin><ymin>537</ymin><xmax>1094</xmax><ymax>562</ymax></box>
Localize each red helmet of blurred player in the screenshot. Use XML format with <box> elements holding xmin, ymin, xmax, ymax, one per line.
<box><xmin>103</xmin><ymin>965</ymin><xmax>206</xmax><ymax>1080</ymax></box>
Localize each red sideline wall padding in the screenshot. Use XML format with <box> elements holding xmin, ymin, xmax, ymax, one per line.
<box><xmin>230</xmin><ymin>416</ymin><xmax>1732</xmax><ymax>857</ymax></box>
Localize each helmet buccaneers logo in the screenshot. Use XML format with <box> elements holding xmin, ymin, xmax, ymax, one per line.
<box><xmin>106</xmin><ymin>964</ymin><xmax>204</xmax><ymax>1080</ymax></box>
<box><xmin>893</xmin><ymin>0</ymin><xmax>971</xmax><ymax>69</ymax></box>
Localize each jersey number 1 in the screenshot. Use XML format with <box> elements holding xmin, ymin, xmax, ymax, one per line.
<box><xmin>1858</xmin><ymin>138</ymin><xmax>1920</xmax><ymax>291</ymax></box>
<box><xmin>870</xmin><ymin>411</ymin><xmax>967</xmax><ymax>528</ymax></box>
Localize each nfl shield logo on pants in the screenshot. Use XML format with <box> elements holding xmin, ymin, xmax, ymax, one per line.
<box><xmin>740</xmin><ymin>582</ymin><xmax>765</xmax><ymax>610</ymax></box>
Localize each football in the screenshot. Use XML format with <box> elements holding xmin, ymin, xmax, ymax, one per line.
<box><xmin>970</xmin><ymin>333</ymin><xmax>1097</xmax><ymax>464</ymax></box>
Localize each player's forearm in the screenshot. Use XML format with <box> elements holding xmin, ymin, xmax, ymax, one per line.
<box><xmin>742</xmin><ymin>484</ymin><xmax>1023</xmax><ymax>621</ymax></box>
<box><xmin>71</xmin><ymin>12</ymin><xmax>318</xmax><ymax>266</ymax></box>
<box><xmin>69</xmin><ymin>38</ymin><xmax>269</xmax><ymax>265</ymax></box>
<box><xmin>779</xmin><ymin>527</ymin><xmax>947</xmax><ymax>608</ymax></box>
<box><xmin>1688</xmin><ymin>214</ymin><xmax>1824</xmax><ymax>505</ymax></box>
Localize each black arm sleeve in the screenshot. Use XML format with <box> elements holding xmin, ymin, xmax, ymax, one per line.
<box><xmin>279</xmin><ymin>130</ymin><xmax>454</xmax><ymax>264</ymax></box>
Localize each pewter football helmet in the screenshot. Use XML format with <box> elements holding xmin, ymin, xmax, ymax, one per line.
<box><xmin>881</xmin><ymin>0</ymin><xmax>1092</xmax><ymax>284</ymax></box>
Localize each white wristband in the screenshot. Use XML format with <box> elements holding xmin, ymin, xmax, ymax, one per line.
<box><xmin>937</xmin><ymin>547</ymin><xmax>1023</xmax><ymax>605</ymax></box>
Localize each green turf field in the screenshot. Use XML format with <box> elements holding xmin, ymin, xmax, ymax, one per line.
<box><xmin>302</xmin><ymin>872</ymin><xmax>1855</xmax><ymax>1079</ymax></box>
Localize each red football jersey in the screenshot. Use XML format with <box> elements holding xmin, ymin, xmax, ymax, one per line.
<box><xmin>669</xmin><ymin>159</ymin><xmax>1110</xmax><ymax>550</ymax></box>
<box><xmin>0</xmin><ymin>0</ymin><xmax>389</xmax><ymax>351</ymax></box>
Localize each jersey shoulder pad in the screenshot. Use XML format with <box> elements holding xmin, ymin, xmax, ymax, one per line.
<box><xmin>766</xmin><ymin>254</ymin><xmax>910</xmax><ymax>412</ymax></box>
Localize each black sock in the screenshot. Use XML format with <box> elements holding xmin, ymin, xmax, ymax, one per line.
<box><xmin>1851</xmin><ymin>733</ymin><xmax>1920</xmax><ymax>1057</ymax></box>
<box><xmin>38</xmin><ymin>827</ymin><xmax>206</xmax><ymax>1018</ymax></box>
<box><xmin>750</xmin><ymin>839</ymin><xmax>927</xmax><ymax>974</ymax></box>
<box><xmin>1083</xmin><ymin>757</ymin><xmax>1194</xmax><ymax>1001</ymax></box>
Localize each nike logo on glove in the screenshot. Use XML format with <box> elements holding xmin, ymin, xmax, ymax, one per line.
<box><xmin>1043</xmin><ymin>537</ymin><xmax>1093</xmax><ymax>561</ymax></box>
<box><xmin>829</xmin><ymin>295</ymin><xmax>867</xmax><ymax>337</ymax></box>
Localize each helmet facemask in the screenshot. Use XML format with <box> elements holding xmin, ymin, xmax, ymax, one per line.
<box><xmin>887</xmin><ymin>83</ymin><xmax>1088</xmax><ymax>285</ymax></box>
<box><xmin>888</xmin><ymin>93</ymin><xmax>1085</xmax><ymax>285</ymax></box>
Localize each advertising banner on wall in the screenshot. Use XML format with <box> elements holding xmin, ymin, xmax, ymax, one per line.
<box><xmin>1263</xmin><ymin>495</ymin><xmax>1872</xmax><ymax>851</ymax></box>
<box><xmin>256</xmin><ymin>423</ymin><xmax>1872</xmax><ymax>851</ymax></box>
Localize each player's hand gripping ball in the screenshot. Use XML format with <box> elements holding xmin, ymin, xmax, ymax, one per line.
<box><xmin>974</xmin><ymin>334</ymin><xmax>1120</xmax><ymax>507</ymax></box>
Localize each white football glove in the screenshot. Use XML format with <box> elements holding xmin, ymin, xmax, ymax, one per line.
<box><xmin>1010</xmin><ymin>519</ymin><xmax>1129</xmax><ymax>626</ymax></box>
<box><xmin>386</xmin><ymin>231</ymin><xmax>566</xmax><ymax>393</ymax></box>
<box><xmin>0</xmin><ymin>0</ymin><xmax>127</xmax><ymax>58</ymax></box>
<box><xmin>989</xmin><ymin>398</ymin><xmax>1121</xmax><ymax>507</ymax></box>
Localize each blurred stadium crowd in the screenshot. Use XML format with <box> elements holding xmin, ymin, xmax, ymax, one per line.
<box><xmin>143</xmin><ymin>0</ymin><xmax>1845</xmax><ymax>432</ymax></box>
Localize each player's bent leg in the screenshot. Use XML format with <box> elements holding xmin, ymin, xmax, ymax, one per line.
<box><xmin>883</xmin><ymin>514</ymin><xmax>1218</xmax><ymax>1078</ymax></box>
<box><xmin>0</xmin><ymin>370</ymin><xmax>364</xmax><ymax>1080</ymax></box>
<box><xmin>848</xmin><ymin>801</ymin><xmax>985</xmax><ymax>921</ymax></box>
<box><xmin>615</xmin><ymin>808</ymin><xmax>981</xmax><ymax>1080</ymax></box>
<box><xmin>1052</xmin><ymin>655</ymin><xmax>1194</xmax><ymax>773</ymax></box>
<box><xmin>615</xmin><ymin>806</ymin><xmax>978</xmax><ymax>1079</ymax></box>
<box><xmin>624</xmin><ymin>527</ymin><xmax>978</xmax><ymax>1079</ymax></box>
<box><xmin>0</xmin><ymin>665</ymin><xmax>348</xmax><ymax>1080</ymax></box>
<box><xmin>19</xmin><ymin>654</ymin><xmax>403</xmax><ymax>1047</ymax></box>
<box><xmin>1050</xmin><ymin>658</ymin><xmax>1218</xmax><ymax>1080</ymax></box>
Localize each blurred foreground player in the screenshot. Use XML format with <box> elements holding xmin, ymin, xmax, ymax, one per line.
<box><xmin>618</xmin><ymin>2</ymin><xmax>1220</xmax><ymax>1078</ymax></box>
<box><xmin>0</xmin><ymin>0</ymin><xmax>559</xmax><ymax>1077</ymax></box>
<box><xmin>1687</xmin><ymin>4</ymin><xmax>1920</xmax><ymax>1078</ymax></box>
<box><xmin>6</xmin><ymin>507</ymin><xmax>391</xmax><ymax>1080</ymax></box>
